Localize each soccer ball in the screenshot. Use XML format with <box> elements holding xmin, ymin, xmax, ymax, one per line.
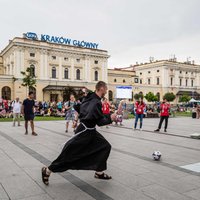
<box><xmin>152</xmin><ymin>151</ymin><xmax>162</xmax><ymax>161</ymax></box>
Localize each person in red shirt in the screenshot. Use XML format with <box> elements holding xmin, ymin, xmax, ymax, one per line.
<box><xmin>154</xmin><ymin>98</ymin><xmax>170</xmax><ymax>132</ymax></box>
<box><xmin>134</xmin><ymin>98</ymin><xmax>146</xmax><ymax>131</ymax></box>
<box><xmin>102</xmin><ymin>98</ymin><xmax>110</xmax><ymax>128</ymax></box>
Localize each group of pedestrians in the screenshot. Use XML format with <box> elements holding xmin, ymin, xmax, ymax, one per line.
<box><xmin>133</xmin><ymin>97</ymin><xmax>171</xmax><ymax>132</ymax></box>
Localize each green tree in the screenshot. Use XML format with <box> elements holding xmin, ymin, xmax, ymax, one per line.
<box><xmin>163</xmin><ymin>92</ymin><xmax>176</xmax><ymax>102</ymax></box>
<box><xmin>21</xmin><ymin>67</ymin><xmax>37</xmax><ymax>96</ymax></box>
<box><xmin>179</xmin><ymin>95</ymin><xmax>191</xmax><ymax>103</ymax></box>
<box><xmin>144</xmin><ymin>92</ymin><xmax>158</xmax><ymax>102</ymax></box>
<box><xmin>134</xmin><ymin>93</ymin><xmax>143</xmax><ymax>100</ymax></box>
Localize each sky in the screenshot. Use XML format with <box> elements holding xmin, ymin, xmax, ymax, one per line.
<box><xmin>1</xmin><ymin>0</ymin><xmax>200</xmax><ymax>68</ymax></box>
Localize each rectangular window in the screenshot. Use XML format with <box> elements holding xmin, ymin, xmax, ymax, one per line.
<box><xmin>191</xmin><ymin>80</ymin><xmax>194</xmax><ymax>87</ymax></box>
<box><xmin>171</xmin><ymin>77</ymin><xmax>173</xmax><ymax>86</ymax></box>
<box><xmin>76</xmin><ymin>58</ymin><xmax>80</xmax><ymax>62</ymax></box>
<box><xmin>186</xmin><ymin>79</ymin><xmax>188</xmax><ymax>86</ymax></box>
<box><xmin>180</xmin><ymin>71</ymin><xmax>182</xmax><ymax>74</ymax></box>
<box><xmin>140</xmin><ymin>72</ymin><xmax>142</xmax><ymax>75</ymax></box>
<box><xmin>30</xmin><ymin>53</ymin><xmax>35</xmax><ymax>57</ymax></box>
<box><xmin>64</xmin><ymin>57</ymin><xmax>68</xmax><ymax>61</ymax></box>
<box><xmin>157</xmin><ymin>77</ymin><xmax>159</xmax><ymax>85</ymax></box>
<box><xmin>52</xmin><ymin>56</ymin><xmax>56</xmax><ymax>60</ymax></box>
<box><xmin>94</xmin><ymin>60</ymin><xmax>98</xmax><ymax>64</ymax></box>
<box><xmin>134</xmin><ymin>78</ymin><xmax>138</xmax><ymax>83</ymax></box>
<box><xmin>148</xmin><ymin>79</ymin><xmax>151</xmax><ymax>85</ymax></box>
<box><xmin>180</xmin><ymin>79</ymin><xmax>182</xmax><ymax>86</ymax></box>
<box><xmin>140</xmin><ymin>79</ymin><xmax>142</xmax><ymax>84</ymax></box>
<box><xmin>157</xmin><ymin>70</ymin><xmax>160</xmax><ymax>72</ymax></box>
<box><xmin>148</xmin><ymin>71</ymin><xmax>151</xmax><ymax>74</ymax></box>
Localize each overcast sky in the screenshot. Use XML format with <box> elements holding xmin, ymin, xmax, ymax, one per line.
<box><xmin>1</xmin><ymin>0</ymin><xmax>200</xmax><ymax>68</ymax></box>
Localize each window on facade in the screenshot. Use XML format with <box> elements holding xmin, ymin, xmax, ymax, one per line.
<box><xmin>148</xmin><ymin>71</ymin><xmax>151</xmax><ymax>74</ymax></box>
<box><xmin>180</xmin><ymin>79</ymin><xmax>182</xmax><ymax>86</ymax></box>
<box><xmin>134</xmin><ymin>78</ymin><xmax>138</xmax><ymax>83</ymax></box>
<box><xmin>171</xmin><ymin>77</ymin><xmax>173</xmax><ymax>86</ymax></box>
<box><xmin>114</xmin><ymin>79</ymin><xmax>117</xmax><ymax>82</ymax></box>
<box><xmin>64</xmin><ymin>57</ymin><xmax>68</xmax><ymax>61</ymax></box>
<box><xmin>2</xmin><ymin>86</ymin><xmax>11</xmax><ymax>100</ymax></box>
<box><xmin>148</xmin><ymin>79</ymin><xmax>151</xmax><ymax>85</ymax></box>
<box><xmin>76</xmin><ymin>69</ymin><xmax>80</xmax><ymax>80</ymax></box>
<box><xmin>180</xmin><ymin>71</ymin><xmax>182</xmax><ymax>74</ymax></box>
<box><xmin>29</xmin><ymin>86</ymin><xmax>36</xmax><ymax>99</ymax></box>
<box><xmin>191</xmin><ymin>72</ymin><xmax>193</xmax><ymax>75</ymax></box>
<box><xmin>123</xmin><ymin>79</ymin><xmax>126</xmax><ymax>83</ymax></box>
<box><xmin>30</xmin><ymin>53</ymin><xmax>35</xmax><ymax>57</ymax></box>
<box><xmin>186</xmin><ymin>79</ymin><xmax>188</xmax><ymax>86</ymax></box>
<box><xmin>157</xmin><ymin>70</ymin><xmax>159</xmax><ymax>72</ymax></box>
<box><xmin>186</xmin><ymin>72</ymin><xmax>188</xmax><ymax>74</ymax></box>
<box><xmin>191</xmin><ymin>80</ymin><xmax>194</xmax><ymax>87</ymax></box>
<box><xmin>94</xmin><ymin>60</ymin><xmax>98</xmax><ymax>64</ymax></box>
<box><xmin>140</xmin><ymin>79</ymin><xmax>142</xmax><ymax>84</ymax></box>
<box><xmin>140</xmin><ymin>72</ymin><xmax>142</xmax><ymax>75</ymax></box>
<box><xmin>76</xmin><ymin>58</ymin><xmax>80</xmax><ymax>63</ymax></box>
<box><xmin>30</xmin><ymin>65</ymin><xmax>35</xmax><ymax>77</ymax></box>
<box><xmin>52</xmin><ymin>67</ymin><xmax>56</xmax><ymax>78</ymax></box>
<box><xmin>108</xmin><ymin>90</ymin><xmax>113</xmax><ymax>101</ymax></box>
<box><xmin>52</xmin><ymin>56</ymin><xmax>56</xmax><ymax>60</ymax></box>
<box><xmin>94</xmin><ymin>71</ymin><xmax>98</xmax><ymax>81</ymax></box>
<box><xmin>157</xmin><ymin>77</ymin><xmax>159</xmax><ymax>85</ymax></box>
<box><xmin>64</xmin><ymin>68</ymin><xmax>68</xmax><ymax>79</ymax></box>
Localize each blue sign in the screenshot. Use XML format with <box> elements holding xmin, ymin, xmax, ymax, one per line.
<box><xmin>24</xmin><ymin>32</ymin><xmax>99</xmax><ymax>49</ymax></box>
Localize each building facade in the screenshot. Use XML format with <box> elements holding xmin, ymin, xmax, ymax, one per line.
<box><xmin>0</xmin><ymin>35</ymin><xmax>109</xmax><ymax>101</ymax></box>
<box><xmin>125</xmin><ymin>60</ymin><xmax>200</xmax><ymax>103</ymax></box>
<box><xmin>107</xmin><ymin>68</ymin><xmax>136</xmax><ymax>102</ymax></box>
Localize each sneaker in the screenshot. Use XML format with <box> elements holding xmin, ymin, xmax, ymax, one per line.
<box><xmin>154</xmin><ymin>129</ymin><xmax>160</xmax><ymax>132</ymax></box>
<box><xmin>25</xmin><ymin>131</ymin><xmax>28</xmax><ymax>135</ymax></box>
<box><xmin>164</xmin><ymin>129</ymin><xmax>167</xmax><ymax>132</ymax></box>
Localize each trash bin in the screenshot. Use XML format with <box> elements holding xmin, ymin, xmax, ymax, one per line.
<box><xmin>192</xmin><ymin>112</ymin><xmax>196</xmax><ymax>119</ymax></box>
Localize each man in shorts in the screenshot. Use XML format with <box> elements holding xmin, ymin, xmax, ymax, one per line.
<box><xmin>21</xmin><ymin>91</ymin><xmax>37</xmax><ymax>136</ymax></box>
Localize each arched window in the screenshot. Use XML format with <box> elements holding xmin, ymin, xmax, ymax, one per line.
<box><xmin>156</xmin><ymin>92</ymin><xmax>160</xmax><ymax>102</ymax></box>
<box><xmin>64</xmin><ymin>68</ymin><xmax>68</xmax><ymax>79</ymax></box>
<box><xmin>108</xmin><ymin>90</ymin><xmax>113</xmax><ymax>101</ymax></box>
<box><xmin>30</xmin><ymin>65</ymin><xmax>35</xmax><ymax>77</ymax></box>
<box><xmin>123</xmin><ymin>79</ymin><xmax>126</xmax><ymax>83</ymax></box>
<box><xmin>52</xmin><ymin>67</ymin><xmax>56</xmax><ymax>78</ymax></box>
<box><xmin>95</xmin><ymin>71</ymin><xmax>98</xmax><ymax>81</ymax></box>
<box><xmin>2</xmin><ymin>86</ymin><xmax>11</xmax><ymax>100</ymax></box>
<box><xmin>76</xmin><ymin>69</ymin><xmax>80</xmax><ymax>80</ymax></box>
<box><xmin>114</xmin><ymin>79</ymin><xmax>117</xmax><ymax>82</ymax></box>
<box><xmin>29</xmin><ymin>86</ymin><xmax>36</xmax><ymax>99</ymax></box>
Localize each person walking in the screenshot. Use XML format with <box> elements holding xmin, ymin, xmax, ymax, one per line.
<box><xmin>12</xmin><ymin>97</ymin><xmax>21</xmax><ymax>127</ymax></box>
<box><xmin>41</xmin><ymin>81</ymin><xmax>117</xmax><ymax>185</ymax></box>
<box><xmin>64</xmin><ymin>95</ymin><xmax>77</xmax><ymax>133</ymax></box>
<box><xmin>134</xmin><ymin>98</ymin><xmax>146</xmax><ymax>131</ymax></box>
<box><xmin>21</xmin><ymin>91</ymin><xmax>37</xmax><ymax>136</ymax></box>
<box><xmin>154</xmin><ymin>98</ymin><xmax>170</xmax><ymax>132</ymax></box>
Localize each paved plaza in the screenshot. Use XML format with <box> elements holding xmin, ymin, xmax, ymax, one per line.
<box><xmin>0</xmin><ymin>117</ymin><xmax>200</xmax><ymax>200</ymax></box>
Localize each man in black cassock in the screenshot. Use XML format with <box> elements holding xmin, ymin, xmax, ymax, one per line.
<box><xmin>41</xmin><ymin>81</ymin><xmax>117</xmax><ymax>185</ymax></box>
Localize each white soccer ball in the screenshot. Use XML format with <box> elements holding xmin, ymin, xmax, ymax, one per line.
<box><xmin>152</xmin><ymin>151</ymin><xmax>162</xmax><ymax>161</ymax></box>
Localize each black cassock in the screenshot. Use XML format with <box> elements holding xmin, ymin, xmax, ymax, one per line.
<box><xmin>48</xmin><ymin>92</ymin><xmax>112</xmax><ymax>172</ymax></box>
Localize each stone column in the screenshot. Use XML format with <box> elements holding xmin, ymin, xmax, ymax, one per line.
<box><xmin>71</xmin><ymin>58</ymin><xmax>74</xmax><ymax>81</ymax></box>
<box><xmin>58</xmin><ymin>57</ymin><xmax>62</xmax><ymax>81</ymax></box>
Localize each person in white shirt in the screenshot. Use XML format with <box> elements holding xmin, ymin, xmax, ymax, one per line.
<box><xmin>12</xmin><ymin>97</ymin><xmax>21</xmax><ymax>126</ymax></box>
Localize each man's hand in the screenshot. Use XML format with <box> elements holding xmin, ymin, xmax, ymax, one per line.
<box><xmin>111</xmin><ymin>113</ymin><xmax>117</xmax><ymax>121</ymax></box>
